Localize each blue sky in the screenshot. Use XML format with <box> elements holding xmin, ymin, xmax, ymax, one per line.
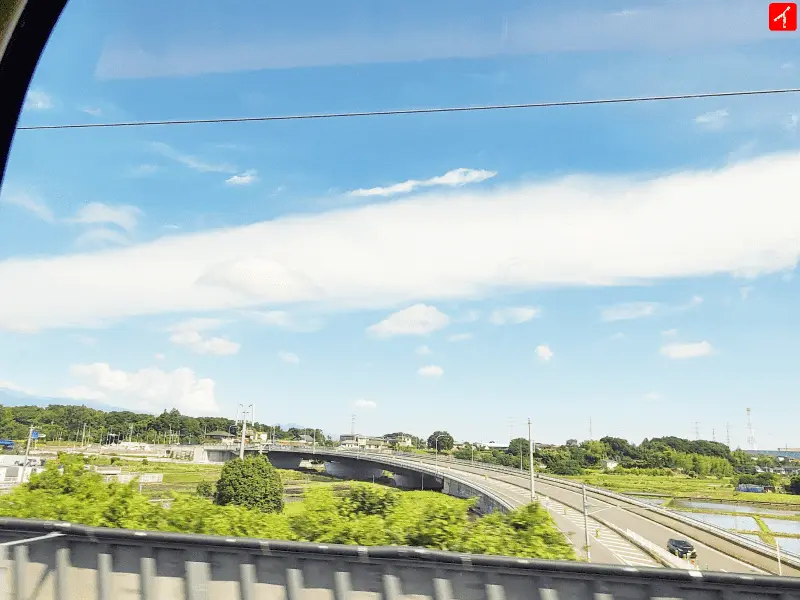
<box><xmin>1</xmin><ymin>0</ymin><xmax>799</xmax><ymax>448</ymax></box>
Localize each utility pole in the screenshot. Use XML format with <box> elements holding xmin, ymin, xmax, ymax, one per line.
<box><xmin>582</xmin><ymin>484</ymin><xmax>591</xmax><ymax>562</ymax></box>
<box><xmin>239</xmin><ymin>404</ymin><xmax>253</xmax><ymax>460</ymax></box>
<box><xmin>21</xmin><ymin>426</ymin><xmax>34</xmax><ymax>484</ymax></box>
<box><xmin>528</xmin><ymin>417</ymin><xmax>535</xmax><ymax>502</ymax></box>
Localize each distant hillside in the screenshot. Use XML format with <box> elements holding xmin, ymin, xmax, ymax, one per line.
<box><xmin>0</xmin><ymin>388</ymin><xmax>126</xmax><ymax>412</ymax></box>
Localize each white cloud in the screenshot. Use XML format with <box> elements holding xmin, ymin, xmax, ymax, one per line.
<box><xmin>740</xmin><ymin>286</ymin><xmax>754</xmax><ymax>299</ymax></box>
<box><xmin>168</xmin><ymin>318</ymin><xmax>240</xmax><ymax>356</ymax></box>
<box><xmin>602</xmin><ymin>296</ymin><xmax>702</xmax><ymax>322</ymax></box>
<box><xmin>661</xmin><ymin>328</ymin><xmax>678</xmax><ymax>337</ymax></box>
<box><xmin>609</xmin><ymin>332</ymin><xmax>626</xmax><ymax>341</ymax></box>
<box><xmin>64</xmin><ymin>362</ymin><xmax>219</xmax><ymax>414</ymax></box>
<box><xmin>416</xmin><ymin>345</ymin><xmax>432</xmax><ymax>356</ymax></box>
<box><xmin>225</xmin><ymin>170</ymin><xmax>259</xmax><ymax>186</ymax></box>
<box><xmin>367</xmin><ymin>304</ymin><xmax>450</xmax><ymax>338</ymax></box>
<box><xmin>128</xmin><ymin>164</ymin><xmax>160</xmax><ymax>177</ymax></box>
<box><xmin>75</xmin><ymin>228</ymin><xmax>131</xmax><ymax>247</ymax></box>
<box><xmin>349</xmin><ymin>168</ymin><xmax>496</xmax><ymax>198</ymax></box>
<box><xmin>244</xmin><ymin>310</ymin><xmax>322</xmax><ymax>332</ymax></box>
<box><xmin>418</xmin><ymin>365</ymin><xmax>444</xmax><ymax>377</ymax></box>
<box><xmin>23</xmin><ymin>90</ymin><xmax>53</xmax><ymax>111</ymax></box>
<box><xmin>448</xmin><ymin>333</ymin><xmax>473</xmax><ymax>342</ymax></box>
<box><xmin>660</xmin><ymin>341</ymin><xmax>713</xmax><ymax>359</ymax></box>
<box><xmin>787</xmin><ymin>114</ymin><xmax>799</xmax><ymax>132</ymax></box>
<box><xmin>694</xmin><ymin>109</ymin><xmax>729</xmax><ymax>130</ymax></box>
<box><xmin>83</xmin><ymin>107</ymin><xmax>103</xmax><ymax>116</ymax></box>
<box><xmin>70</xmin><ymin>203</ymin><xmax>142</xmax><ymax>231</ymax></box>
<box><xmin>535</xmin><ymin>344</ymin><xmax>553</xmax><ymax>362</ymax></box>
<box><xmin>154</xmin><ymin>353</ymin><xmax>165</xmax><ymax>360</ymax></box>
<box><xmin>352</xmin><ymin>398</ymin><xmax>376</xmax><ymax>410</ymax></box>
<box><xmin>278</xmin><ymin>350</ymin><xmax>300</xmax><ymax>364</ymax></box>
<box><xmin>644</xmin><ymin>391</ymin><xmax>660</xmax><ymax>400</ymax></box>
<box><xmin>489</xmin><ymin>306</ymin><xmax>541</xmax><ymax>325</ymax></box>
<box><xmin>152</xmin><ymin>142</ymin><xmax>236</xmax><ymax>173</ymax></box>
<box><xmin>0</xmin><ymin>192</ymin><xmax>54</xmax><ymax>222</ymax></box>
<box><xmin>601</xmin><ymin>302</ymin><xmax>659</xmax><ymax>322</ymax></box>
<box><xmin>4</xmin><ymin>153</ymin><xmax>800</xmax><ymax>331</ymax></box>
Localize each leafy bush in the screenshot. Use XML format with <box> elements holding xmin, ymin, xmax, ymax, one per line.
<box><xmin>214</xmin><ymin>455</ymin><xmax>283</xmax><ymax>513</ymax></box>
<box><xmin>787</xmin><ymin>476</ymin><xmax>800</xmax><ymax>495</ymax></box>
<box><xmin>196</xmin><ymin>481</ymin><xmax>214</xmax><ymax>498</ymax></box>
<box><xmin>0</xmin><ymin>456</ymin><xmax>575</xmax><ymax>562</ymax></box>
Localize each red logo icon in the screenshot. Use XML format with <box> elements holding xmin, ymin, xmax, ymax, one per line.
<box><xmin>770</xmin><ymin>3</ymin><xmax>797</xmax><ymax>30</ymax></box>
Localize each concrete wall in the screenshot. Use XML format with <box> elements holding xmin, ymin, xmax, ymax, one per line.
<box><xmin>442</xmin><ymin>478</ymin><xmax>507</xmax><ymax>514</ymax></box>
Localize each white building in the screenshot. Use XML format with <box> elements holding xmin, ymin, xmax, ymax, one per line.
<box><xmin>339</xmin><ymin>434</ymin><xmax>387</xmax><ymax>450</ymax></box>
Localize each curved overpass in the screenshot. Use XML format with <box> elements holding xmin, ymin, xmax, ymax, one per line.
<box><xmin>260</xmin><ymin>447</ymin><xmax>799</xmax><ymax>576</ymax></box>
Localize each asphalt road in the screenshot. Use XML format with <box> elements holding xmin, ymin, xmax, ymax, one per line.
<box><xmin>392</xmin><ymin>454</ymin><xmax>780</xmax><ymax>575</ymax></box>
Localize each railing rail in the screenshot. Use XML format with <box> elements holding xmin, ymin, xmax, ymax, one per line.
<box><xmin>1</xmin><ymin>518</ymin><xmax>800</xmax><ymax>600</ymax></box>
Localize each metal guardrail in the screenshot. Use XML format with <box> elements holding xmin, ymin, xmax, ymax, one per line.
<box><xmin>1</xmin><ymin>518</ymin><xmax>800</xmax><ymax>600</ymax></box>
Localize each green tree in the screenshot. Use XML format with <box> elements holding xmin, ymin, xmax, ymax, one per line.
<box><xmin>427</xmin><ymin>431</ymin><xmax>454</xmax><ymax>451</ymax></box>
<box><xmin>214</xmin><ymin>455</ymin><xmax>284</xmax><ymax>513</ymax></box>
<box><xmin>788</xmin><ymin>476</ymin><xmax>800</xmax><ymax>495</ymax></box>
<box><xmin>507</xmin><ymin>438</ymin><xmax>530</xmax><ymax>457</ymax></box>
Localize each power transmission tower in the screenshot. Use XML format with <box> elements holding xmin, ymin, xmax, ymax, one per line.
<box><xmin>746</xmin><ymin>407</ymin><xmax>757</xmax><ymax>451</ymax></box>
<box><xmin>726</xmin><ymin>422</ymin><xmax>731</xmax><ymax>448</ymax></box>
<box><xmin>589</xmin><ymin>416</ymin><xmax>593</xmax><ymax>441</ymax></box>
<box><xmin>712</xmin><ymin>428</ymin><xmax>716</xmax><ymax>442</ymax></box>
<box><xmin>351</xmin><ymin>414</ymin><xmax>356</xmax><ymax>435</ymax></box>
<box><xmin>694</xmin><ymin>422</ymin><xmax>700</xmax><ymax>440</ymax></box>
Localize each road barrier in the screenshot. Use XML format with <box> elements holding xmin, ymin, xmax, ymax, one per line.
<box><xmin>2</xmin><ymin>518</ymin><xmax>800</xmax><ymax>600</ymax></box>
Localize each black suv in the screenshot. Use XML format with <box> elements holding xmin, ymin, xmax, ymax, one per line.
<box><xmin>667</xmin><ymin>538</ymin><xmax>697</xmax><ymax>559</ymax></box>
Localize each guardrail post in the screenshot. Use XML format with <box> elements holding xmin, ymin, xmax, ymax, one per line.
<box><xmin>97</xmin><ymin>545</ymin><xmax>112</xmax><ymax>600</ymax></box>
<box><xmin>12</xmin><ymin>545</ymin><xmax>26</xmax><ymax>600</ymax></box>
<box><xmin>55</xmin><ymin>543</ymin><xmax>70</xmax><ymax>600</ymax></box>
<box><xmin>0</xmin><ymin>544</ymin><xmax>8</xmax><ymax>600</ymax></box>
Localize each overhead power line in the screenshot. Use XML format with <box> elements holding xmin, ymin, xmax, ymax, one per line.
<box><xmin>15</xmin><ymin>87</ymin><xmax>800</xmax><ymax>132</ymax></box>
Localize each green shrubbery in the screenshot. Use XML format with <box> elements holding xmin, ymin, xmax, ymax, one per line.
<box><xmin>214</xmin><ymin>455</ymin><xmax>283</xmax><ymax>513</ymax></box>
<box><xmin>0</xmin><ymin>455</ymin><xmax>575</xmax><ymax>561</ymax></box>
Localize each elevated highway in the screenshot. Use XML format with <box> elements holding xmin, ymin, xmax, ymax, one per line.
<box><xmin>256</xmin><ymin>447</ymin><xmax>800</xmax><ymax>576</ymax></box>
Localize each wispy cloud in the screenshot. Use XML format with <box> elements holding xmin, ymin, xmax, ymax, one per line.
<box><xmin>128</xmin><ymin>164</ymin><xmax>160</xmax><ymax>177</ymax></box>
<box><xmin>601</xmin><ymin>302</ymin><xmax>659</xmax><ymax>322</ymax></box>
<box><xmin>70</xmin><ymin>203</ymin><xmax>142</xmax><ymax>231</ymax></box>
<box><xmin>23</xmin><ymin>90</ymin><xmax>53</xmax><ymax>111</ymax></box>
<box><xmin>489</xmin><ymin>306</ymin><xmax>541</xmax><ymax>325</ymax></box>
<box><xmin>352</xmin><ymin>398</ymin><xmax>376</xmax><ymax>410</ymax></box>
<box><xmin>75</xmin><ymin>228</ymin><xmax>132</xmax><ymax>247</ymax></box>
<box><xmin>416</xmin><ymin>345</ymin><xmax>432</xmax><ymax>356</ymax></box>
<box><xmin>0</xmin><ymin>192</ymin><xmax>55</xmax><ymax>223</ymax></box>
<box><xmin>168</xmin><ymin>318</ymin><xmax>240</xmax><ymax>356</ymax></box>
<box><xmin>278</xmin><ymin>351</ymin><xmax>300</xmax><ymax>365</ymax></box>
<box><xmin>601</xmin><ymin>296</ymin><xmax>702</xmax><ymax>322</ymax></box>
<box><xmin>740</xmin><ymin>286</ymin><xmax>754</xmax><ymax>300</ymax></box>
<box><xmin>448</xmin><ymin>333</ymin><xmax>473</xmax><ymax>342</ymax></box>
<box><xmin>349</xmin><ymin>168</ymin><xmax>496</xmax><ymax>198</ymax></box>
<box><xmin>660</xmin><ymin>341</ymin><xmax>713</xmax><ymax>359</ymax></box>
<box><xmin>225</xmin><ymin>169</ymin><xmax>259</xmax><ymax>186</ymax></box>
<box><xmin>244</xmin><ymin>310</ymin><xmax>322</xmax><ymax>332</ymax></box>
<box><xmin>152</xmin><ymin>142</ymin><xmax>236</xmax><ymax>173</ymax></box>
<box><xmin>694</xmin><ymin>109</ymin><xmax>729</xmax><ymax>130</ymax></box>
<box><xmin>661</xmin><ymin>328</ymin><xmax>678</xmax><ymax>337</ymax></box>
<box><xmin>418</xmin><ymin>365</ymin><xmax>444</xmax><ymax>377</ymax></box>
<box><xmin>644</xmin><ymin>391</ymin><xmax>660</xmax><ymax>400</ymax></box>
<box><xmin>367</xmin><ymin>304</ymin><xmax>450</xmax><ymax>338</ymax></box>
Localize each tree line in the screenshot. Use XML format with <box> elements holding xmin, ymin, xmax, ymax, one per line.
<box><xmin>0</xmin><ymin>405</ymin><xmax>330</xmax><ymax>445</ymax></box>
